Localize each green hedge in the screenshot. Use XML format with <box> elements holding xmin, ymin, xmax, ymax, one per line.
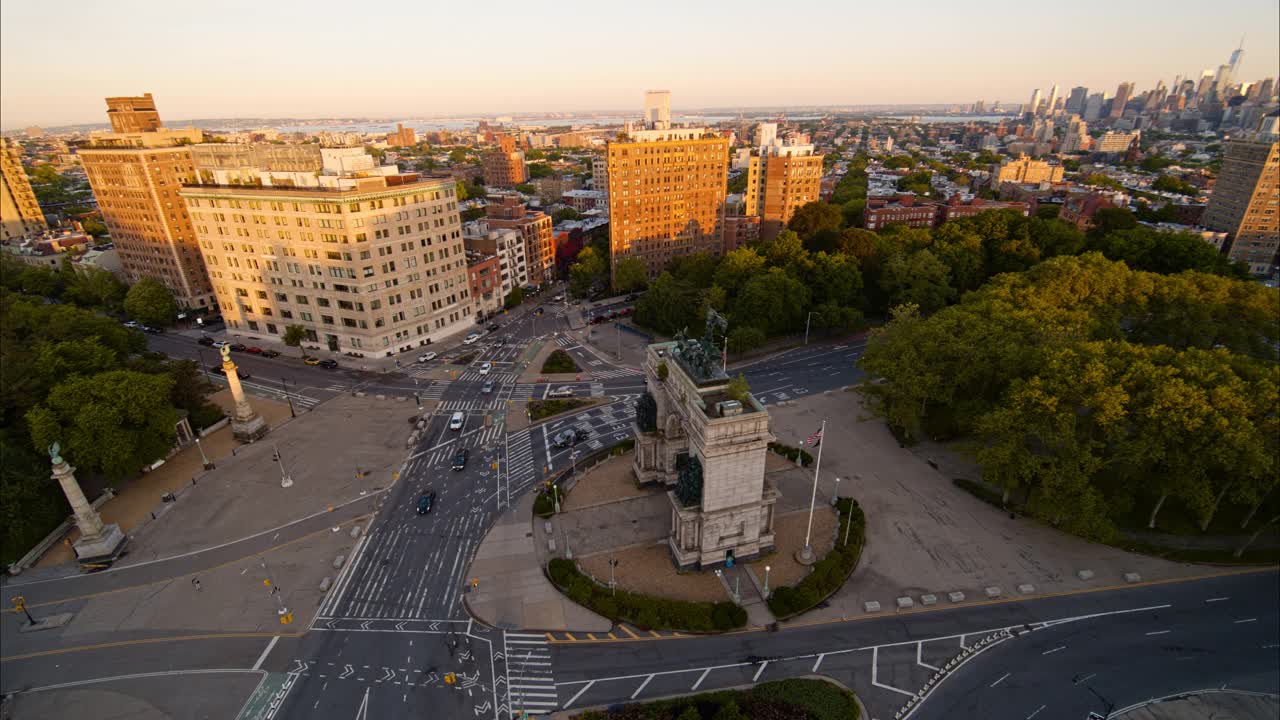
<box><xmin>571</xmin><ymin>678</ymin><xmax>859</xmax><ymax>720</ymax></box>
<box><xmin>529</xmin><ymin>398</ymin><xmax>590</xmax><ymax>421</ymax></box>
<box><xmin>548</xmin><ymin>558</ymin><xmax>747</xmax><ymax>632</ymax></box>
<box><xmin>542</xmin><ymin>349</ymin><xmax>580</xmax><ymax>373</ymax></box>
<box><xmin>767</xmin><ymin>498</ymin><xmax>865</xmax><ymax>618</ymax></box>
<box><xmin>533</xmin><ymin>491</ymin><xmax>557</xmax><ymax>517</ymax></box>
<box><xmin>767</xmin><ymin>441</ymin><xmax>814</xmax><ymax>467</ymax></box>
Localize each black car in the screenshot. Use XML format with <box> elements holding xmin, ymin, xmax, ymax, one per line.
<box><xmin>487</xmin><ymin>323</ymin><xmax>500</xmax><ymax>332</ymax></box>
<box><xmin>209</xmin><ymin>366</ymin><xmax>251</xmax><ymax>380</ymax></box>
<box><xmin>198</xmin><ymin>336</ymin><xmax>215</xmax><ymax>346</ymax></box>
<box><xmin>552</xmin><ymin>428</ymin><xmax>590</xmax><ymax>448</ymax></box>
<box><xmin>142</xmin><ymin>325</ymin><xmax>163</xmax><ymax>334</ymax></box>
<box><xmin>260</xmin><ymin>349</ymin><xmax>280</xmax><ymax>358</ymax></box>
<box><xmin>451</xmin><ymin>448</ymin><xmax>469</xmax><ymax>471</ymax></box>
<box><xmin>416</xmin><ymin>491</ymin><xmax>436</xmax><ymax>514</ymax></box>
<box><xmin>318</xmin><ymin>359</ymin><xmax>339</xmax><ymax>369</ymax></box>
<box><xmin>229</xmin><ymin>343</ymin><xmax>247</xmax><ymax>352</ymax></box>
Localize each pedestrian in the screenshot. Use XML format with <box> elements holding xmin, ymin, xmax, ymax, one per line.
<box><xmin>192</xmin><ymin>577</ymin><xmax>202</xmax><ymax>591</ymax></box>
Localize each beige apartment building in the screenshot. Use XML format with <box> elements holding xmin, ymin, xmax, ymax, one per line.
<box><xmin>482</xmin><ymin>135</ymin><xmax>527</xmax><ymax>188</ymax></box>
<box><xmin>744</xmin><ymin>142</ymin><xmax>824</xmax><ymax>241</ymax></box>
<box><xmin>1</xmin><ymin>137</ymin><xmax>47</xmax><ymax>241</ymax></box>
<box><xmin>79</xmin><ymin>94</ymin><xmax>214</xmax><ymax>308</ymax></box>
<box><xmin>485</xmin><ymin>193</ymin><xmax>554</xmax><ymax>285</ymax></box>
<box><xmin>607</xmin><ymin>121</ymin><xmax>729</xmax><ymax>280</ymax></box>
<box><xmin>990</xmin><ymin>154</ymin><xmax>1066</xmax><ymax>185</ymax></box>
<box><xmin>1203</xmin><ymin>139</ymin><xmax>1280</xmax><ymax>275</ymax></box>
<box><xmin>179</xmin><ymin>148</ymin><xmax>473</xmax><ymax>355</ymax></box>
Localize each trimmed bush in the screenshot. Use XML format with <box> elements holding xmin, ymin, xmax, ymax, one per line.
<box><xmin>767</xmin><ymin>498</ymin><xmax>865</xmax><ymax>618</ymax></box>
<box><xmin>767</xmin><ymin>441</ymin><xmax>814</xmax><ymax>467</ymax></box>
<box><xmin>528</xmin><ymin>398</ymin><xmax>590</xmax><ymax>421</ymax></box>
<box><xmin>533</xmin><ymin>491</ymin><xmax>557</xmax><ymax>517</ymax></box>
<box><xmin>542</xmin><ymin>349</ymin><xmax>580</xmax><ymax>373</ymax></box>
<box><xmin>547</xmin><ymin>558</ymin><xmax>747</xmax><ymax>632</ymax></box>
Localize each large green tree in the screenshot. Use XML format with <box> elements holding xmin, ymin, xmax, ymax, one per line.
<box><xmin>124</xmin><ymin>278</ymin><xmax>178</xmax><ymax>326</ymax></box>
<box><xmin>613</xmin><ymin>257</ymin><xmax>648</xmax><ymax>292</ymax></box>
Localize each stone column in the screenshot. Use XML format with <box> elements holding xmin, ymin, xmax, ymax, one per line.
<box><xmin>221</xmin><ymin>346</ymin><xmax>268</xmax><ymax>442</ymax></box>
<box><xmin>49</xmin><ymin>448</ymin><xmax>127</xmax><ymax>564</ymax></box>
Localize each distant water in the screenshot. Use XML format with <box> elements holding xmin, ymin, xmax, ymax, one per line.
<box><xmin>883</xmin><ymin>115</ymin><xmax>1018</xmax><ymax>124</ymax></box>
<box><xmin>273</xmin><ymin>114</ymin><xmax>736</xmax><ymax>134</ymax></box>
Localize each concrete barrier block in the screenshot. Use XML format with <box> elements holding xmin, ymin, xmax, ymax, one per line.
<box><xmin>984</xmin><ymin>586</ymin><xmax>1002</xmax><ymax>598</ymax></box>
<box><xmin>948</xmin><ymin>591</ymin><xmax>966</xmax><ymax>603</ymax></box>
<box><xmin>320</xmin><ymin>576</ymin><xmax>332</xmax><ymax>592</ymax></box>
<box><xmin>396</xmin><ymin>396</ymin><xmax>407</xmax><ymax>402</ymax></box>
<box><xmin>1124</xmin><ymin>572</ymin><xmax>1141</xmax><ymax>583</ymax></box>
<box><xmin>864</xmin><ymin>600</ymin><xmax>882</xmax><ymax>613</ymax></box>
<box><xmin>548</xmin><ymin>538</ymin><xmax>557</xmax><ymax>553</ymax></box>
<box><xmin>896</xmin><ymin>596</ymin><xmax>915</xmax><ymax>610</ymax></box>
<box><xmin>355</xmin><ymin>391</ymin><xmax>366</xmax><ymax>397</ymax></box>
<box><xmin>921</xmin><ymin>593</ymin><xmax>938</xmax><ymax>606</ymax></box>
<box><xmin>1077</xmin><ymin>569</ymin><xmax>1095</xmax><ymax>581</ymax></box>
<box><xmin>375</xmin><ymin>394</ymin><xmax>386</xmax><ymax>400</ymax></box>
<box><xmin>350</xmin><ymin>525</ymin><xmax>362</xmax><ymax>538</ymax></box>
<box><xmin>543</xmin><ymin>520</ymin><xmax>553</xmax><ymax>534</ymax></box>
<box><xmin>332</xmin><ymin>554</ymin><xmax>346</xmax><ymax>569</ymax></box>
<box><xmin>1018</xmin><ymin>583</ymin><xmax>1035</xmax><ymax>594</ymax></box>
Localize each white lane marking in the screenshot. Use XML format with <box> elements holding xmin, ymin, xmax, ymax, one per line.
<box><xmin>917</xmin><ymin>641</ymin><xmax>940</xmax><ymax>671</ymax></box>
<box><xmin>1145</xmin><ymin>630</ymin><xmax>1171</xmax><ymax>636</ymax></box>
<box><xmin>1205</xmin><ymin>597</ymin><xmax>1230</xmax><ymax>603</ymax></box>
<box><xmin>563</xmin><ymin>680</ymin><xmax>595</xmax><ymax>708</ymax></box>
<box><xmin>630</xmin><ymin>675</ymin><xmax>654</xmax><ymax>699</ymax></box>
<box><xmin>19</xmin><ymin>669</ymin><xmax>264</xmax><ymax>693</ymax></box>
<box><xmin>871</xmin><ymin>646</ymin><xmax>915</xmax><ymax>697</ymax></box>
<box><xmin>691</xmin><ymin>668</ymin><xmax>712</xmax><ymax>691</ymax></box>
<box><xmin>752</xmin><ymin>661</ymin><xmax>769</xmax><ymax>682</ymax></box>
<box><xmin>1038</xmin><ymin>604</ymin><xmax>1172</xmax><ymax>629</ymax></box>
<box><xmin>1042</xmin><ymin>646</ymin><xmax>1066</xmax><ymax>655</ymax></box>
<box><xmin>991</xmin><ymin>672</ymin><xmax>1010</xmax><ymax>687</ymax></box>
<box><xmin>1234</xmin><ymin>618</ymin><xmax>1258</xmax><ymax>624</ymax></box>
<box><xmin>1027</xmin><ymin>705</ymin><xmax>1047</xmax><ymax>719</ymax></box>
<box><xmin>812</xmin><ymin>654</ymin><xmax>825</xmax><ymax>672</ymax></box>
<box><xmin>252</xmin><ymin>636</ymin><xmax>280</xmax><ymax>671</ymax></box>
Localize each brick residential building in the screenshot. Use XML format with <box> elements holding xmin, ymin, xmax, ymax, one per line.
<box><xmin>723</xmin><ymin>215</ymin><xmax>761</xmax><ymax>252</ymax></box>
<box><xmin>387</xmin><ymin>123</ymin><xmax>417</xmax><ymax>148</ymax></box>
<box><xmin>989</xmin><ymin>154</ymin><xmax>1065</xmax><ymax>186</ymax></box>
<box><xmin>1203</xmin><ymin>139</ymin><xmax>1280</xmax><ymax>275</ymax></box>
<box><xmin>1</xmin><ymin>137</ymin><xmax>47</xmax><ymax>241</ymax></box>
<box><xmin>864</xmin><ymin>194</ymin><xmax>1031</xmax><ymax>230</ymax></box>
<box><xmin>467</xmin><ymin>252</ymin><xmax>503</xmax><ymax>319</ymax></box>
<box><xmin>485</xmin><ymin>193</ymin><xmax>554</xmax><ymax>285</ymax></box>
<box><xmin>744</xmin><ymin>140</ymin><xmax>824</xmax><ymax>241</ymax></box>
<box><xmin>482</xmin><ymin>135</ymin><xmax>527</xmax><ymax>188</ymax></box>
<box><xmin>1059</xmin><ymin>192</ymin><xmax>1120</xmax><ymax>231</ymax></box>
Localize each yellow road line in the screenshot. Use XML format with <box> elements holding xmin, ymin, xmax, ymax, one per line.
<box><xmin>587</xmin><ymin>633</ymin><xmax>597</xmax><ymax>640</ymax></box>
<box><xmin>607</xmin><ymin>632</ymin><xmax>617</xmax><ymax>640</ymax></box>
<box><xmin>3</xmin><ymin>515</ymin><xmax>371</xmax><ymax>614</ymax></box>
<box><xmin>621</xmin><ymin>626</ymin><xmax>639</xmax><ymax>639</ymax></box>
<box><xmin>649</xmin><ymin>630</ymin><xmax>660</xmax><ymax>637</ymax></box>
<box><xmin>2</xmin><ymin>632</ymin><xmax>300</xmax><ymax>663</ymax></box>
<box><xmin>544</xmin><ymin>632</ymin><xmax>555</xmax><ymax>642</ymax></box>
<box><xmin>565</xmin><ymin>632</ymin><xmax>577</xmax><ymax>641</ymax></box>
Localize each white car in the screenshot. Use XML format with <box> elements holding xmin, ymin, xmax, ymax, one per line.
<box><xmin>548</xmin><ymin>386</ymin><xmax>575</xmax><ymax>398</ymax></box>
<box><xmin>478</xmin><ymin>362</ymin><xmax>491</xmax><ymax>375</ymax></box>
<box><xmin>417</xmin><ymin>352</ymin><xmax>437</xmax><ymax>363</ymax></box>
<box><xmin>463</xmin><ymin>333</ymin><xmax>481</xmax><ymax>345</ymax></box>
<box><xmin>449</xmin><ymin>411</ymin><xmax>465</xmax><ymax>430</ymax></box>
<box><xmin>212</xmin><ymin>340</ymin><xmax>230</xmax><ymax>349</ymax></box>
<box><xmin>552</xmin><ymin>294</ymin><xmax>565</xmax><ymax>302</ymax></box>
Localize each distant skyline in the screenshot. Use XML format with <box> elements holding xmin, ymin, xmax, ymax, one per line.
<box><xmin>2</xmin><ymin>0</ymin><xmax>1277</xmax><ymax>130</ymax></box>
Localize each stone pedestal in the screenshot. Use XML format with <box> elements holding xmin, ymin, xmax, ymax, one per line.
<box><xmin>222</xmin><ymin>347</ymin><xmax>269</xmax><ymax>442</ymax></box>
<box><xmin>51</xmin><ymin>457</ymin><xmax>127</xmax><ymax>565</ymax></box>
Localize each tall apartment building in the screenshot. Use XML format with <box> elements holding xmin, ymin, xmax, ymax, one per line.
<box><xmin>1094</xmin><ymin>131</ymin><xmax>1141</xmax><ymax>154</ymax></box>
<box><xmin>79</xmin><ymin>94</ymin><xmax>214</xmax><ymax>307</ymax></box>
<box><xmin>482</xmin><ymin>135</ymin><xmax>527</xmax><ymax>188</ymax></box>
<box><xmin>744</xmin><ymin>141</ymin><xmax>824</xmax><ymax>241</ymax></box>
<box><xmin>178</xmin><ymin>147</ymin><xmax>474</xmax><ymax>355</ymax></box>
<box><xmin>644</xmin><ymin>90</ymin><xmax>672</xmax><ymax>129</ymax></box>
<box><xmin>1064</xmin><ymin>86</ymin><xmax>1089</xmax><ymax>115</ymax></box>
<box><xmin>1203</xmin><ymin>139</ymin><xmax>1280</xmax><ymax>275</ymax></box>
<box><xmin>1</xmin><ymin>138</ymin><xmax>47</xmax><ymax>241</ymax></box>
<box><xmin>607</xmin><ymin>92</ymin><xmax>728</xmax><ymax>280</ymax></box>
<box><xmin>1059</xmin><ymin>116</ymin><xmax>1091</xmax><ymax>154</ymax></box>
<box><xmin>1109</xmin><ymin>82</ymin><xmax>1134</xmax><ymax>120</ymax></box>
<box><xmin>484</xmin><ymin>193</ymin><xmax>554</xmax><ymax>285</ymax></box>
<box><xmin>592</xmin><ymin>155</ymin><xmax>609</xmax><ymax>200</ymax></box>
<box><xmin>387</xmin><ymin>123</ymin><xmax>417</xmax><ymax>147</ymax></box>
<box><xmin>465</xmin><ymin>228</ymin><xmax>528</xmax><ymax>297</ymax></box>
<box><xmin>990</xmin><ymin>154</ymin><xmax>1065</xmax><ymax>185</ymax></box>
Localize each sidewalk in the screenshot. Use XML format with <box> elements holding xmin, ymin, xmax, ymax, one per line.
<box><xmin>464</xmin><ymin>492</ymin><xmax>611</xmax><ymax>632</ymax></box>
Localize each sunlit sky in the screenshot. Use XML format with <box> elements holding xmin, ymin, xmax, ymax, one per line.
<box><xmin>2</xmin><ymin>0</ymin><xmax>1277</xmax><ymax>129</ymax></box>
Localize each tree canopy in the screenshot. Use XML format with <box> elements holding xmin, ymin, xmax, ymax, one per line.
<box><xmin>124</xmin><ymin>278</ymin><xmax>178</xmax><ymax>326</ymax></box>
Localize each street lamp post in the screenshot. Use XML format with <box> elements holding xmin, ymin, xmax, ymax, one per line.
<box><xmin>280</xmin><ymin>377</ymin><xmax>296</xmax><ymax>418</ymax></box>
<box><xmin>831</xmin><ymin>477</ymin><xmax>841</xmax><ymax>506</ymax></box>
<box><xmin>763</xmin><ymin>565</ymin><xmax>771</xmax><ymax>597</ymax></box>
<box><xmin>273</xmin><ymin>443</ymin><xmax>293</xmax><ymax>488</ymax></box>
<box><xmin>195</xmin><ymin>437</ymin><xmax>214</xmax><ymax>471</ymax></box>
<box><xmin>608</xmin><ymin>557</ymin><xmax>619</xmax><ymax>596</ymax></box>
<box><xmin>804</xmin><ymin>311</ymin><xmax>820</xmax><ymax>345</ymax></box>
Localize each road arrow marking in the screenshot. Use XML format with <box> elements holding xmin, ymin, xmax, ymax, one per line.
<box><xmin>396</xmin><ymin>621</ymin><xmax>406</xmax><ymax>630</ymax></box>
<box><xmin>361</xmin><ymin>620</ymin><xmax>372</xmax><ymax>630</ymax></box>
<box><xmin>380</xmin><ymin>668</ymin><xmax>395</xmax><ymax>682</ymax></box>
<box><xmin>327</xmin><ymin>620</ymin><xmax>338</xmax><ymax>629</ymax></box>
<box><xmin>290</xmin><ymin>659</ymin><xmax>307</xmax><ymax>673</ymax></box>
<box><xmin>339</xmin><ymin>664</ymin><xmax>354</xmax><ymax>679</ymax></box>
<box><xmin>473</xmin><ymin>701</ymin><xmax>492</xmax><ymax>716</ymax></box>
<box><xmin>430</xmin><ymin>622</ymin><xmax>440</xmax><ymax>631</ymax></box>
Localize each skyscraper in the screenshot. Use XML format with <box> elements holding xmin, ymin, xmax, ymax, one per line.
<box><xmin>607</xmin><ymin>91</ymin><xmax>728</xmax><ymax>280</ymax></box>
<box><xmin>1083</xmin><ymin>93</ymin><xmax>1105</xmax><ymax>122</ymax></box>
<box><xmin>0</xmin><ymin>137</ymin><xmax>47</xmax><ymax>241</ymax></box>
<box><xmin>744</xmin><ymin>139</ymin><xmax>824</xmax><ymax>242</ymax></box>
<box><xmin>179</xmin><ymin>147</ymin><xmax>474</xmax><ymax>352</ymax></box>
<box><xmin>79</xmin><ymin>94</ymin><xmax>214</xmax><ymax>308</ymax></box>
<box><xmin>644</xmin><ymin>90</ymin><xmax>672</xmax><ymax>130</ymax></box>
<box><xmin>1027</xmin><ymin>88</ymin><xmax>1042</xmax><ymax>116</ymax></box>
<box><xmin>1109</xmin><ymin>82</ymin><xmax>1134</xmax><ymax>119</ymax></box>
<box><xmin>1046</xmin><ymin>85</ymin><xmax>1060</xmax><ymax>114</ymax></box>
<box><xmin>1064</xmin><ymin>86</ymin><xmax>1089</xmax><ymax>115</ymax></box>
<box><xmin>1203</xmin><ymin>139</ymin><xmax>1280</xmax><ymax>276</ymax></box>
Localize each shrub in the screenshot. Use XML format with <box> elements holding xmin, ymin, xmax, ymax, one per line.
<box><xmin>529</xmin><ymin>398</ymin><xmax>590</xmax><ymax>421</ymax></box>
<box><xmin>656</xmin><ymin>361</ymin><xmax>669</xmax><ymax>380</ymax></box>
<box><xmin>767</xmin><ymin>442</ymin><xmax>814</xmax><ymax>467</ymax></box>
<box><xmin>546</xmin><ymin>558</ymin><xmax>747</xmax><ymax>633</ymax></box>
<box><xmin>542</xmin><ymin>349</ymin><xmax>580</xmax><ymax>374</ymax></box>
<box><xmin>767</xmin><ymin>498</ymin><xmax>865</xmax><ymax>617</ymax></box>
<box><xmin>533</xmin><ymin>491</ymin><xmax>557</xmax><ymax>517</ymax></box>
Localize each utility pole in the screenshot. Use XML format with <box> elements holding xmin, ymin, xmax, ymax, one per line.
<box><xmin>261</xmin><ymin>558</ymin><xmax>292</xmax><ymax>624</ymax></box>
<box><xmin>195</xmin><ymin>436</ymin><xmax>214</xmax><ymax>470</ymax></box>
<box><xmin>280</xmin><ymin>378</ymin><xmax>296</xmax><ymax>418</ymax></box>
<box><xmin>608</xmin><ymin>557</ymin><xmax>619</xmax><ymax>596</ymax></box>
<box><xmin>615</xmin><ymin>322</ymin><xmax>621</xmax><ymax>360</ymax></box>
<box><xmin>800</xmin><ymin>420</ymin><xmax>825</xmax><ymax>563</ymax></box>
<box><xmin>273</xmin><ymin>443</ymin><xmax>293</xmax><ymax>488</ymax></box>
<box><xmin>805</xmin><ymin>311</ymin><xmax>819</xmax><ymax>345</ymax></box>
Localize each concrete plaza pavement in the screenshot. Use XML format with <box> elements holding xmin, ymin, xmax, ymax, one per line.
<box><xmin>767</xmin><ymin>390</ymin><xmax>1209</xmax><ymax>624</ymax></box>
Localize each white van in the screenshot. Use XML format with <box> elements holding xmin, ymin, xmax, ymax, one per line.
<box><xmin>449</xmin><ymin>411</ymin><xmax>465</xmax><ymax>430</ymax></box>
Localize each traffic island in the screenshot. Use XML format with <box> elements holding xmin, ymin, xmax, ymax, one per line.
<box><xmin>568</xmin><ymin>678</ymin><xmax>861</xmax><ymax>720</ymax></box>
<box><xmin>547</xmin><ymin>558</ymin><xmax>746</xmax><ymax>633</ymax></box>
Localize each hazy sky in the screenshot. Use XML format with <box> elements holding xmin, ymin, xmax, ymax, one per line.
<box><xmin>2</xmin><ymin>0</ymin><xmax>1277</xmax><ymax>129</ymax></box>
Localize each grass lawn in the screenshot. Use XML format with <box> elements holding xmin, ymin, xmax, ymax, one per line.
<box><xmin>529</xmin><ymin>398</ymin><xmax>590</xmax><ymax>421</ymax></box>
<box><xmin>542</xmin><ymin>348</ymin><xmax>580</xmax><ymax>374</ymax></box>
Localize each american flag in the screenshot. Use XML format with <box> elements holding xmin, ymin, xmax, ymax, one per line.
<box><xmin>806</xmin><ymin>427</ymin><xmax>823</xmax><ymax>447</ymax></box>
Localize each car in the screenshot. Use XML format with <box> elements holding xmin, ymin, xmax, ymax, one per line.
<box><xmin>229</xmin><ymin>343</ymin><xmax>247</xmax><ymax>352</ymax></box>
<box><xmin>416</xmin><ymin>491</ymin><xmax>437</xmax><ymax>515</ymax></box>
<box><xmin>451</xmin><ymin>448</ymin><xmax>469</xmax><ymax>471</ymax></box>
<box><xmin>548</xmin><ymin>386</ymin><xmax>575</xmax><ymax>398</ymax></box>
<box><xmin>463</xmin><ymin>333</ymin><xmax>481</xmax><ymax>345</ymax></box>
<box><xmin>318</xmin><ymin>359</ymin><xmax>338</xmax><ymax>369</ymax></box>
<box><xmin>478</xmin><ymin>362</ymin><xmax>491</xmax><ymax>375</ymax></box>
<box><xmin>303</xmin><ymin>356</ymin><xmax>321</xmax><ymax>365</ymax></box>
<box><xmin>448</xmin><ymin>411</ymin><xmax>465</xmax><ymax>430</ymax></box>
<box><xmin>245</xmin><ymin>346</ymin><xmax>263</xmax><ymax>354</ymax></box>
<box><xmin>552</xmin><ymin>428</ymin><xmax>588</xmax><ymax>448</ymax></box>
<box><xmin>260</xmin><ymin>349</ymin><xmax>280</xmax><ymax>358</ymax></box>
<box><xmin>625</xmin><ymin>293</ymin><xmax>639</xmax><ymax>301</ymax></box>
<box><xmin>486</xmin><ymin>323</ymin><xmax>500</xmax><ymax>332</ymax></box>
<box><xmin>212</xmin><ymin>340</ymin><xmax>230</xmax><ymax>349</ymax></box>
<box><xmin>552</xmin><ymin>294</ymin><xmax>565</xmax><ymax>302</ymax></box>
<box><xmin>142</xmin><ymin>325</ymin><xmax>163</xmax><ymax>334</ymax></box>
<box><xmin>481</xmin><ymin>380</ymin><xmax>494</xmax><ymax>394</ymax></box>
<box><xmin>198</xmin><ymin>336</ymin><xmax>215</xmax><ymax>347</ymax></box>
<box><xmin>417</xmin><ymin>352</ymin><xmax>438</xmax><ymax>363</ymax></box>
<box><xmin>123</xmin><ymin>320</ymin><xmax>140</xmax><ymax>328</ymax></box>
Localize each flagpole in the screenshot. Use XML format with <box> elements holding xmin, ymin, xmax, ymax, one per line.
<box><xmin>800</xmin><ymin>419</ymin><xmax>825</xmax><ymax>563</ymax></box>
